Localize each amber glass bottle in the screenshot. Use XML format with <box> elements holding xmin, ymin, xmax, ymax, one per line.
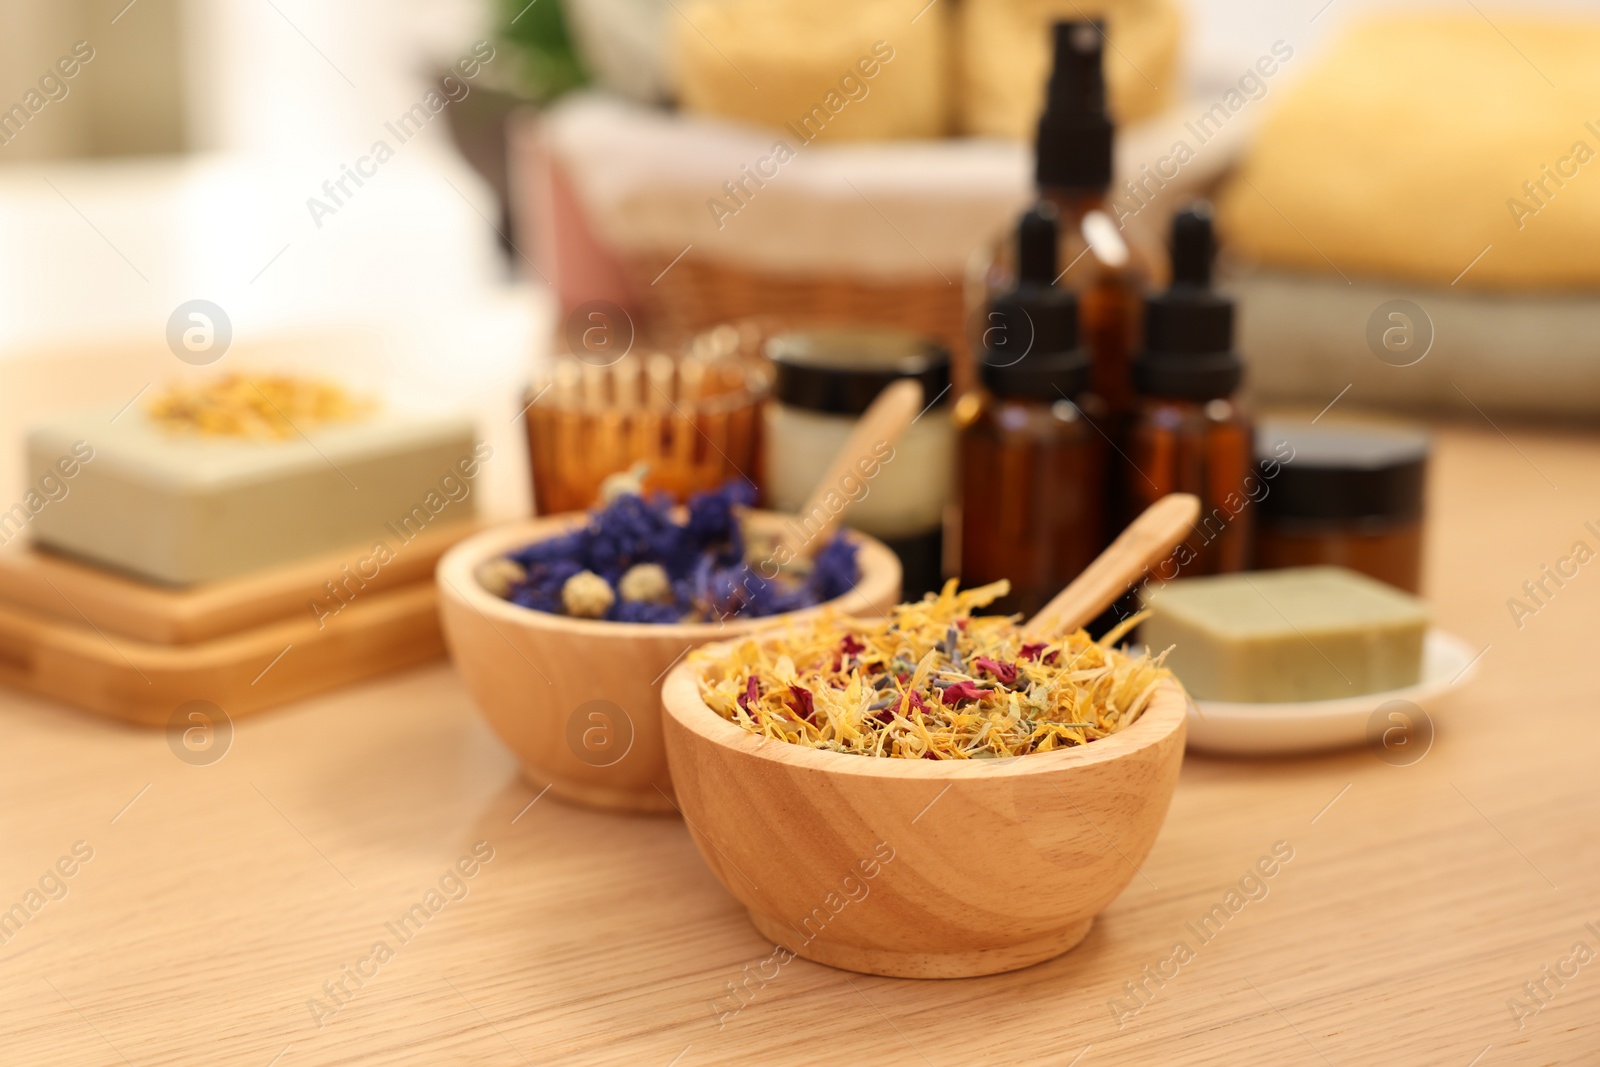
<box><xmin>1128</xmin><ymin>205</ymin><xmax>1252</xmax><ymax>576</ymax></box>
<box><xmin>1034</xmin><ymin>20</ymin><xmax>1159</xmax><ymax>422</ymax></box>
<box><xmin>958</xmin><ymin>207</ymin><xmax>1108</xmax><ymax>617</ymax></box>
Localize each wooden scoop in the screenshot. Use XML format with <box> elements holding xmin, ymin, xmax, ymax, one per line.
<box><xmin>775</xmin><ymin>378</ymin><xmax>924</xmax><ymax>562</ymax></box>
<box><xmin>1022</xmin><ymin>493</ymin><xmax>1200</xmax><ymax>638</ymax></box>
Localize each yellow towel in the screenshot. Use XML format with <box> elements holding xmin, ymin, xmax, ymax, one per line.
<box><xmin>1219</xmin><ymin>13</ymin><xmax>1600</xmax><ymax>290</ymax></box>
<box><xmin>957</xmin><ymin>0</ymin><xmax>1180</xmax><ymax>138</ymax></box>
<box><xmin>672</xmin><ymin>0</ymin><xmax>950</xmax><ymax>141</ymax></box>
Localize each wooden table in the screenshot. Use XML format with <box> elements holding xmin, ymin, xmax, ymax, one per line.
<box><xmin>2</xmin><ymin>422</ymin><xmax>1596</xmax><ymax>1066</ymax></box>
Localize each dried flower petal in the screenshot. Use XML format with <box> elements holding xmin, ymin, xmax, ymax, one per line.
<box><xmin>692</xmin><ymin>579</ymin><xmax>1172</xmax><ymax>759</ymax></box>
<box><xmin>940</xmin><ymin>680</ymin><xmax>988</xmax><ymax>705</ymax></box>
<box><xmin>788</xmin><ymin>684</ymin><xmax>816</xmax><ymax>722</ymax></box>
<box><xmin>973</xmin><ymin>656</ymin><xmax>1018</xmax><ymax>684</ymax></box>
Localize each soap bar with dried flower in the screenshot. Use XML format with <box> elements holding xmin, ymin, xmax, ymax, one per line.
<box><xmin>26</xmin><ymin>390</ymin><xmax>479</xmax><ymax>585</ymax></box>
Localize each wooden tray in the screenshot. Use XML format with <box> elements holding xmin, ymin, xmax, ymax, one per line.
<box><xmin>0</xmin><ymin>579</ymin><xmax>445</xmax><ymax>726</ymax></box>
<box><xmin>0</xmin><ymin>521</ymin><xmax>474</xmax><ymax>645</ymax></box>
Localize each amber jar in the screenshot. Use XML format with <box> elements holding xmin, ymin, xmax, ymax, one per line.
<box><xmin>1253</xmin><ymin>423</ymin><xmax>1429</xmax><ymax>592</ymax></box>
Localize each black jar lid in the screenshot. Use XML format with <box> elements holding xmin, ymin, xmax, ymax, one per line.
<box><xmin>766</xmin><ymin>328</ymin><xmax>950</xmax><ymax>416</ymax></box>
<box><xmin>1257</xmin><ymin>422</ymin><xmax>1430</xmax><ymax>523</ymax></box>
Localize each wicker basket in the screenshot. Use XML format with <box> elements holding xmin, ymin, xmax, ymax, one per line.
<box><xmin>627</xmin><ymin>252</ymin><xmax>970</xmax><ymax>362</ymax></box>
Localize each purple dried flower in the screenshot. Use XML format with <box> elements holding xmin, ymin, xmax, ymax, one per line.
<box><xmin>498</xmin><ymin>480</ymin><xmax>861</xmax><ymax>625</ymax></box>
<box><xmin>611</xmin><ymin>600</ymin><xmax>683</xmax><ymax>624</ymax></box>
<box><xmin>809</xmin><ymin>535</ymin><xmax>860</xmax><ymax>603</ymax></box>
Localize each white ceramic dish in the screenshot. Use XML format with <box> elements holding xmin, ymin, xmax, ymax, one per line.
<box><xmin>1184</xmin><ymin>628</ymin><xmax>1480</xmax><ymax>756</ymax></box>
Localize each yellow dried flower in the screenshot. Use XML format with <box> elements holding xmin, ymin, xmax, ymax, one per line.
<box><xmin>146</xmin><ymin>374</ymin><xmax>372</xmax><ymax>438</ymax></box>
<box><xmin>694</xmin><ymin>579</ymin><xmax>1172</xmax><ymax>759</ymax></box>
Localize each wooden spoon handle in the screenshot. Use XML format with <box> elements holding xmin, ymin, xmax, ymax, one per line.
<box><xmin>777</xmin><ymin>379</ymin><xmax>924</xmax><ymax>562</ymax></box>
<box><xmin>1022</xmin><ymin>493</ymin><xmax>1201</xmax><ymax>638</ymax></box>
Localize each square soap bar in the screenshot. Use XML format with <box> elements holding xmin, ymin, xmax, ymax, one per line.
<box><xmin>1140</xmin><ymin>566</ymin><xmax>1430</xmax><ymax>703</ymax></box>
<box><xmin>25</xmin><ymin>408</ymin><xmax>481</xmax><ymax>586</ymax></box>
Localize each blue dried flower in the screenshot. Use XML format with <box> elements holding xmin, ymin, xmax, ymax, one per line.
<box><xmin>509</xmin><ymin>529</ymin><xmax>587</xmax><ymax>566</ymax></box>
<box><xmin>808</xmin><ymin>534</ymin><xmax>861</xmax><ymax>603</ymax></box>
<box><xmin>611</xmin><ymin>600</ymin><xmax>683</xmax><ymax>624</ymax></box>
<box><xmin>498</xmin><ymin>479</ymin><xmax>860</xmax><ymax>625</ymax></box>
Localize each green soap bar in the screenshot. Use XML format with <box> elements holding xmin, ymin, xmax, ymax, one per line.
<box><xmin>1140</xmin><ymin>566</ymin><xmax>1430</xmax><ymax>703</ymax></box>
<box><xmin>24</xmin><ymin>407</ymin><xmax>480</xmax><ymax>586</ymax></box>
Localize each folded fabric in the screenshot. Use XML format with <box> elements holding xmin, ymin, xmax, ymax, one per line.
<box><xmin>1234</xmin><ymin>267</ymin><xmax>1600</xmax><ymax>418</ymax></box>
<box><xmin>671</xmin><ymin>0</ymin><xmax>950</xmax><ymax>141</ymax></box>
<box><xmin>536</xmin><ymin>92</ymin><xmax>1245</xmax><ymax>278</ymax></box>
<box><xmin>1219</xmin><ymin>13</ymin><xmax>1600</xmax><ymax>291</ymax></box>
<box><xmin>958</xmin><ymin>0</ymin><xmax>1180</xmax><ymax>138</ymax></box>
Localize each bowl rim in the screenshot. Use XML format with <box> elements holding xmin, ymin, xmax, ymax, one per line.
<box><xmin>662</xmin><ymin>638</ymin><xmax>1189</xmax><ymax>780</ymax></box>
<box><xmin>436</xmin><ymin>509</ymin><xmax>903</xmax><ymax>640</ymax></box>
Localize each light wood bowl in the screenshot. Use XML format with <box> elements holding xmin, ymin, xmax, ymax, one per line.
<box><xmin>662</xmin><ymin>657</ymin><xmax>1188</xmax><ymax>978</ymax></box>
<box><xmin>437</xmin><ymin>512</ymin><xmax>901</xmax><ymax>814</ymax></box>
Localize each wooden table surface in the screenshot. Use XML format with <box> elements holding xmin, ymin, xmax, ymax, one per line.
<box><xmin>2</xmin><ymin>421</ymin><xmax>1597</xmax><ymax>1066</ymax></box>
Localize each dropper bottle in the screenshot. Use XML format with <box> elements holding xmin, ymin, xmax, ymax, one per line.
<box><xmin>1126</xmin><ymin>203</ymin><xmax>1252</xmax><ymax>575</ymax></box>
<box><xmin>955</xmin><ymin>204</ymin><xmax>1108</xmax><ymax>617</ymax></box>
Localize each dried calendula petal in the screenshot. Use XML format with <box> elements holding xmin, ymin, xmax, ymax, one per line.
<box><xmin>692</xmin><ymin>579</ymin><xmax>1173</xmax><ymax>760</ymax></box>
<box><xmin>146</xmin><ymin>374</ymin><xmax>372</xmax><ymax>438</ymax></box>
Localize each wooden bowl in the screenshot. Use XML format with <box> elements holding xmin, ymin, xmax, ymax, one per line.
<box><xmin>661</xmin><ymin>654</ymin><xmax>1188</xmax><ymax>978</ymax></box>
<box><xmin>436</xmin><ymin>512</ymin><xmax>901</xmax><ymax>814</ymax></box>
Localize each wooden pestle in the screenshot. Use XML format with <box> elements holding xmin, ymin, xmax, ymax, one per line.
<box><xmin>775</xmin><ymin>378</ymin><xmax>924</xmax><ymax>563</ymax></box>
<box><xmin>1022</xmin><ymin>493</ymin><xmax>1201</xmax><ymax>637</ymax></box>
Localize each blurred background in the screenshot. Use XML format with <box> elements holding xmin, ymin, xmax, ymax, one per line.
<box><xmin>2</xmin><ymin>0</ymin><xmax>1598</xmax><ymax>517</ymax></box>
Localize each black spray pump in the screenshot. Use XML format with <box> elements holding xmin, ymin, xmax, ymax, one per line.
<box><xmin>1133</xmin><ymin>204</ymin><xmax>1243</xmax><ymax>400</ymax></box>
<box><xmin>982</xmin><ymin>205</ymin><xmax>1090</xmax><ymax>399</ymax></box>
<box><xmin>1035</xmin><ymin>20</ymin><xmax>1113</xmax><ymax>191</ymax></box>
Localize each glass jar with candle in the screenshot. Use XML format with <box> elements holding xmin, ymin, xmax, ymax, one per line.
<box><xmin>523</xmin><ymin>349</ymin><xmax>768</xmax><ymax>514</ymax></box>
<box><xmin>763</xmin><ymin>329</ymin><xmax>953</xmax><ymax>599</ymax></box>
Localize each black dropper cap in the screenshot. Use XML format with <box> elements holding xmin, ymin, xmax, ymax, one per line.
<box><xmin>1133</xmin><ymin>203</ymin><xmax>1243</xmax><ymax>400</ymax></box>
<box><xmin>980</xmin><ymin>205</ymin><xmax>1090</xmax><ymax>399</ymax></box>
<box><xmin>1035</xmin><ymin>20</ymin><xmax>1113</xmax><ymax>191</ymax></box>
